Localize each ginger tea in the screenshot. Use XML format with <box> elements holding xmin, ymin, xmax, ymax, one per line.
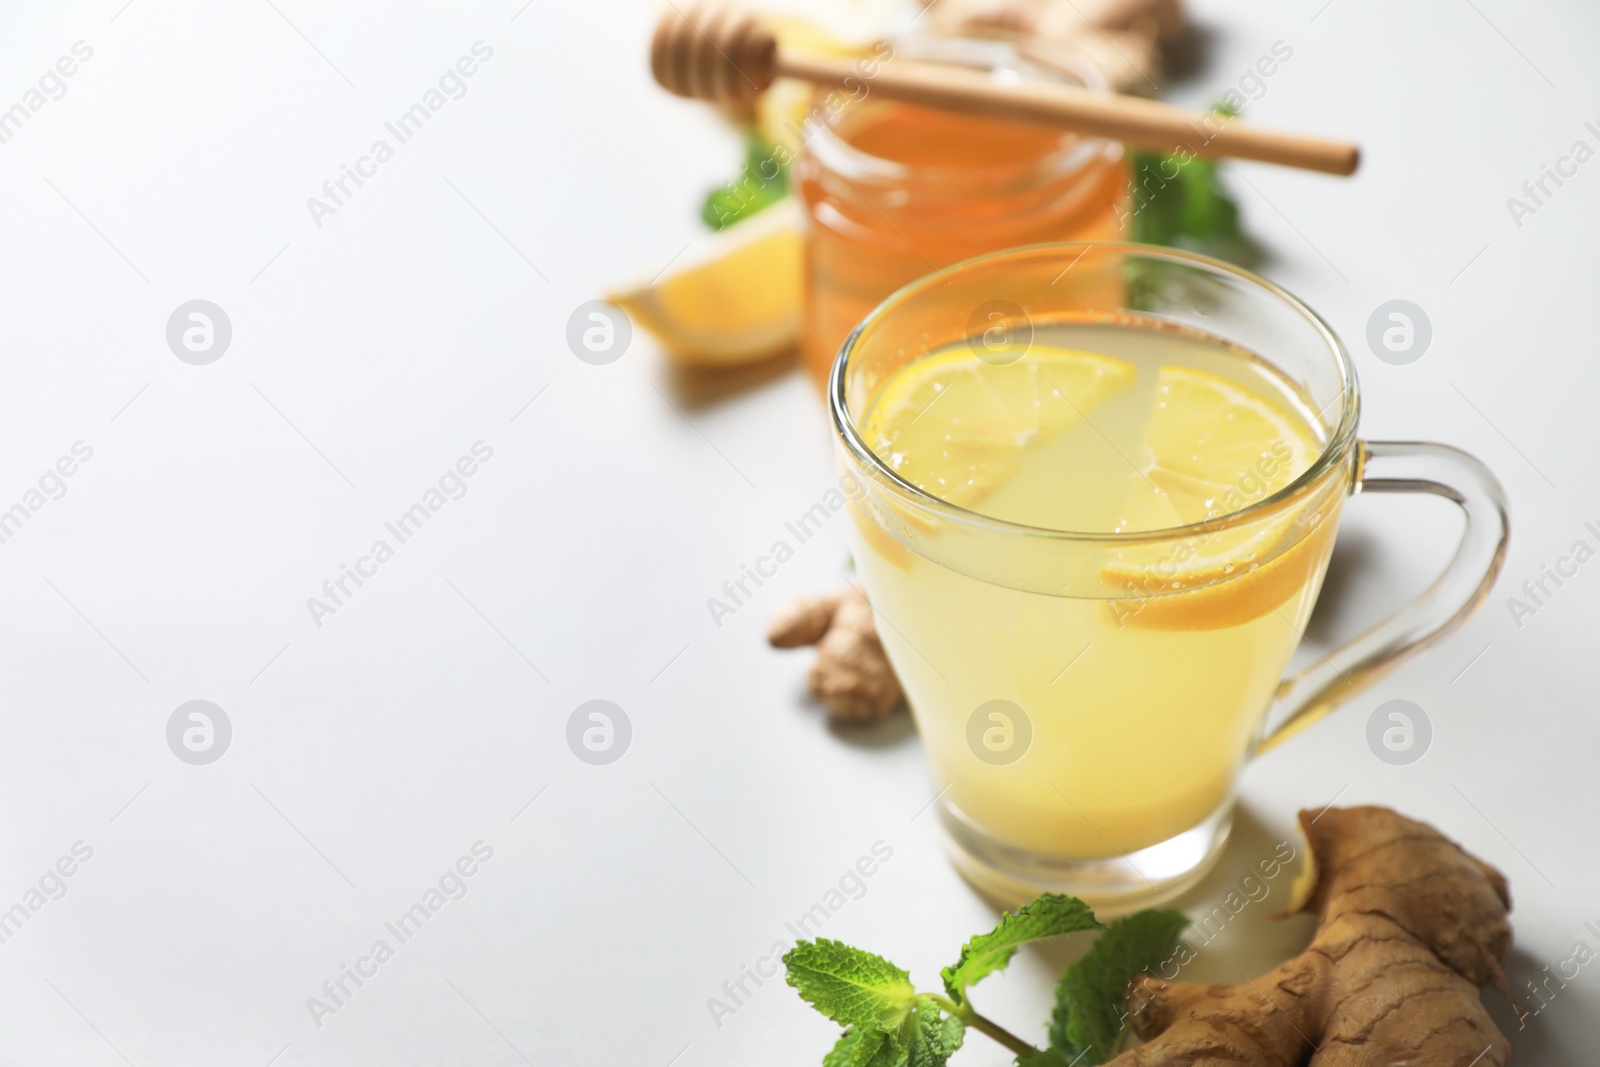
<box><xmin>849</xmin><ymin>320</ymin><xmax>1343</xmax><ymax>860</ymax></box>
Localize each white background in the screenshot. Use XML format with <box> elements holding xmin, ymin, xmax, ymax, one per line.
<box><xmin>0</xmin><ymin>0</ymin><xmax>1594</xmax><ymax>1063</ymax></box>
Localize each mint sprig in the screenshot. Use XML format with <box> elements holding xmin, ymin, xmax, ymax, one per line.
<box><xmin>784</xmin><ymin>940</ymin><xmax>969</xmax><ymax>1067</ymax></box>
<box><xmin>786</xmin><ymin>896</ymin><xmax>1182</xmax><ymax>1067</ymax></box>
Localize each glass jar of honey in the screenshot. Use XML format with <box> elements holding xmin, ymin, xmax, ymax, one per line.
<box><xmin>796</xmin><ymin>38</ymin><xmax>1130</xmax><ymax>387</ymax></box>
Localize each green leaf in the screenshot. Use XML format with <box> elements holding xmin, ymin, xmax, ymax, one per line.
<box><xmin>824</xmin><ymin>1027</ymin><xmax>902</xmax><ymax>1067</ymax></box>
<box><xmin>1015</xmin><ymin>1051</ymin><xmax>1074</xmax><ymax>1067</ymax></box>
<box><xmin>1126</xmin><ymin>100</ymin><xmax>1254</xmax><ymax>266</ymax></box>
<box><xmin>941</xmin><ymin>895</ymin><xmax>1103</xmax><ymax>1003</ymax></box>
<box><xmin>701</xmin><ymin>131</ymin><xmax>789</xmax><ymax>230</ymax></box>
<box><xmin>860</xmin><ymin>1033</ymin><xmax>907</xmax><ymax>1067</ymax></box>
<box><xmin>1049</xmin><ymin>909</ymin><xmax>1189</xmax><ymax>1064</ymax></box>
<box><xmin>904</xmin><ymin>1001</ymin><xmax>965</xmax><ymax>1067</ymax></box>
<box><xmin>785</xmin><ymin>939</ymin><xmax>917</xmax><ymax>1029</ymax></box>
<box><xmin>824</xmin><ymin>1028</ymin><xmax>867</xmax><ymax>1067</ymax></box>
<box><xmin>818</xmin><ymin>998</ymin><xmax>965</xmax><ymax>1067</ymax></box>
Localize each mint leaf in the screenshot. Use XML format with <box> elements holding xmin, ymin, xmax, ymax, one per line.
<box><xmin>785</xmin><ymin>939</ymin><xmax>917</xmax><ymax>1029</ymax></box>
<box><xmin>860</xmin><ymin>1033</ymin><xmax>906</xmax><ymax>1067</ymax></box>
<box><xmin>904</xmin><ymin>1001</ymin><xmax>965</xmax><ymax>1067</ymax></box>
<box><xmin>824</xmin><ymin>1028</ymin><xmax>867</xmax><ymax>1067</ymax></box>
<box><xmin>824</xmin><ymin>1026</ymin><xmax>901</xmax><ymax>1067</ymax></box>
<box><xmin>819</xmin><ymin>1001</ymin><xmax>964</xmax><ymax>1067</ymax></box>
<box><xmin>1128</xmin><ymin>150</ymin><xmax>1246</xmax><ymax>259</ymax></box>
<box><xmin>701</xmin><ymin>131</ymin><xmax>789</xmax><ymax>230</ymax></box>
<box><xmin>1127</xmin><ymin>101</ymin><xmax>1256</xmax><ymax>266</ymax></box>
<box><xmin>1015</xmin><ymin>1051</ymin><xmax>1074</xmax><ymax>1067</ymax></box>
<box><xmin>941</xmin><ymin>895</ymin><xmax>1103</xmax><ymax>1003</ymax></box>
<box><xmin>1049</xmin><ymin>909</ymin><xmax>1188</xmax><ymax>1064</ymax></box>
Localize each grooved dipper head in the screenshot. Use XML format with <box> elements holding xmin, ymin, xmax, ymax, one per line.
<box><xmin>650</xmin><ymin>6</ymin><xmax>777</xmax><ymax>103</ymax></box>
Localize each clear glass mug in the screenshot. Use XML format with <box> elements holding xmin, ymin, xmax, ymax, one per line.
<box><xmin>829</xmin><ymin>243</ymin><xmax>1509</xmax><ymax>911</ymax></box>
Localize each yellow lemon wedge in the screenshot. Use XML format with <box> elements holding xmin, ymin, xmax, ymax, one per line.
<box><xmin>1103</xmin><ymin>365</ymin><xmax>1327</xmax><ymax>630</ymax></box>
<box><xmin>607</xmin><ymin>199</ymin><xmax>801</xmax><ymax>366</ymax></box>
<box><xmin>861</xmin><ymin>346</ymin><xmax>1137</xmax><ymax>510</ymax></box>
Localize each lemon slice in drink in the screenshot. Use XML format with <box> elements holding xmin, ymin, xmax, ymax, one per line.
<box><xmin>861</xmin><ymin>346</ymin><xmax>1137</xmax><ymax>509</ymax></box>
<box><xmin>1142</xmin><ymin>365</ymin><xmax>1319</xmax><ymax>507</ymax></box>
<box><xmin>1103</xmin><ymin>365</ymin><xmax>1326</xmax><ymax>629</ymax></box>
<box><xmin>607</xmin><ymin>200</ymin><xmax>801</xmax><ymax>366</ymax></box>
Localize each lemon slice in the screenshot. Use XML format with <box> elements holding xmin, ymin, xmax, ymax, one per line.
<box><xmin>1103</xmin><ymin>365</ymin><xmax>1325</xmax><ymax>630</ymax></box>
<box><xmin>861</xmin><ymin>346</ymin><xmax>1137</xmax><ymax>510</ymax></box>
<box><xmin>1142</xmin><ymin>365</ymin><xmax>1318</xmax><ymax>508</ymax></box>
<box><xmin>607</xmin><ymin>199</ymin><xmax>801</xmax><ymax>366</ymax></box>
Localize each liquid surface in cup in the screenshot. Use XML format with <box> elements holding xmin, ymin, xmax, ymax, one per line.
<box><xmin>852</xmin><ymin>321</ymin><xmax>1339</xmax><ymax>858</ymax></box>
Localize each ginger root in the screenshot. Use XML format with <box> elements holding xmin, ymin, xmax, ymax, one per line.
<box><xmin>1116</xmin><ymin>806</ymin><xmax>1514</xmax><ymax>1066</ymax></box>
<box><xmin>768</xmin><ymin>586</ymin><xmax>902</xmax><ymax>722</ymax></box>
<box><xmin>918</xmin><ymin>0</ymin><xmax>1188</xmax><ymax>94</ymax></box>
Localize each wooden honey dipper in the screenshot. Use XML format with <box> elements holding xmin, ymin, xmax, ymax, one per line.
<box><xmin>651</xmin><ymin>6</ymin><xmax>1359</xmax><ymax>176</ymax></box>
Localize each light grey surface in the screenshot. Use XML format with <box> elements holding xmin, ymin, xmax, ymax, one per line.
<box><xmin>0</xmin><ymin>0</ymin><xmax>1594</xmax><ymax>1063</ymax></box>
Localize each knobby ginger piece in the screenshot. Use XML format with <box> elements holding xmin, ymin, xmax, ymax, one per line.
<box><xmin>1113</xmin><ymin>806</ymin><xmax>1515</xmax><ymax>1066</ymax></box>
<box><xmin>919</xmin><ymin>0</ymin><xmax>1186</xmax><ymax>94</ymax></box>
<box><xmin>768</xmin><ymin>586</ymin><xmax>902</xmax><ymax>721</ymax></box>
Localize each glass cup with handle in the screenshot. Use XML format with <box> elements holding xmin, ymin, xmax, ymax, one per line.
<box><xmin>829</xmin><ymin>242</ymin><xmax>1509</xmax><ymax>911</ymax></box>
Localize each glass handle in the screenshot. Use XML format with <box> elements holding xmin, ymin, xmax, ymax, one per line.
<box><xmin>1255</xmin><ymin>440</ymin><xmax>1510</xmax><ymax>755</ymax></box>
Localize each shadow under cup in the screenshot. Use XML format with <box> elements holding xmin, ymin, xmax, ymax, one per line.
<box><xmin>829</xmin><ymin>243</ymin><xmax>1364</xmax><ymax>911</ymax></box>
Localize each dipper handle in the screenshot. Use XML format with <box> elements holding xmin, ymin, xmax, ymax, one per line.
<box><xmin>649</xmin><ymin>6</ymin><xmax>1360</xmax><ymax>176</ymax></box>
